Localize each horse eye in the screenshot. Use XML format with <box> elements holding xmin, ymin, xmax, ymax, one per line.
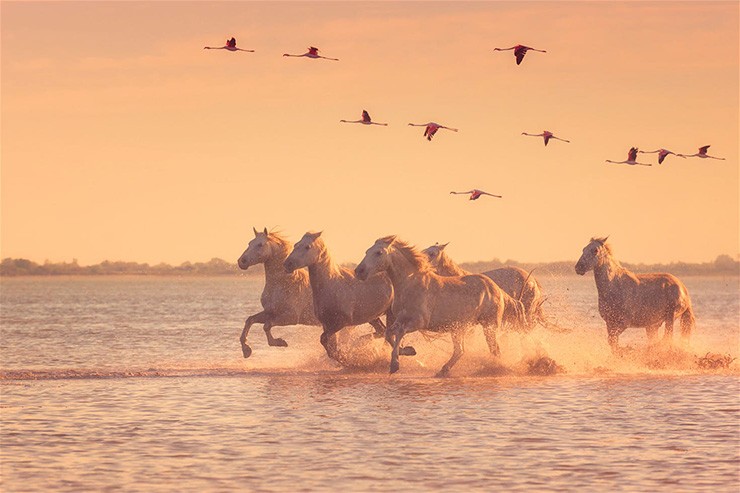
<box><xmin>305</xmin><ymin>245</ymin><xmax>310</xmax><ymax>250</ymax></box>
<box><xmin>375</xmin><ymin>251</ymin><xmax>382</xmax><ymax>256</ymax></box>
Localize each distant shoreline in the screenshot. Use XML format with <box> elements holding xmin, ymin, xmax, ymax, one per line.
<box><xmin>2</xmin><ymin>256</ymin><xmax>738</xmax><ymax>277</ymax></box>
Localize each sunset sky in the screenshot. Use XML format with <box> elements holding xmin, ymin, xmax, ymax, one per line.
<box><xmin>1</xmin><ymin>1</ymin><xmax>738</xmax><ymax>266</ymax></box>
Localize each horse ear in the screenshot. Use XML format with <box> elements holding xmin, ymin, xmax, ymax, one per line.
<box><xmin>307</xmin><ymin>231</ymin><xmax>322</xmax><ymax>240</ymax></box>
<box><xmin>253</xmin><ymin>227</ymin><xmax>258</xmax><ymax>237</ymax></box>
<box><xmin>441</xmin><ymin>242</ymin><xmax>450</xmax><ymax>250</ymax></box>
<box><xmin>263</xmin><ymin>227</ymin><xmax>268</xmax><ymax>235</ymax></box>
<box><xmin>597</xmin><ymin>236</ymin><xmax>609</xmax><ymax>244</ymax></box>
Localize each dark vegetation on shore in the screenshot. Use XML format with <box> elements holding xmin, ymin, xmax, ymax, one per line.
<box><xmin>2</xmin><ymin>255</ymin><xmax>738</xmax><ymax>277</ymax></box>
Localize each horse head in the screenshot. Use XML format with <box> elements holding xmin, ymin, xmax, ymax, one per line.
<box><xmin>284</xmin><ymin>231</ymin><xmax>323</xmax><ymax>273</ymax></box>
<box><xmin>421</xmin><ymin>242</ymin><xmax>449</xmax><ymax>268</ymax></box>
<box><xmin>237</xmin><ymin>227</ymin><xmax>276</xmax><ymax>270</ymax></box>
<box><xmin>575</xmin><ymin>236</ymin><xmax>609</xmax><ymax>275</ymax></box>
<box><xmin>355</xmin><ymin>235</ymin><xmax>396</xmax><ymax>280</ymax></box>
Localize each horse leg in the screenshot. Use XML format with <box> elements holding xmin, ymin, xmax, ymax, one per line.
<box><xmin>378</xmin><ymin>319</ymin><xmax>416</xmax><ymax>357</ymax></box>
<box><xmin>436</xmin><ymin>329</ymin><xmax>465</xmax><ymax>377</ymax></box>
<box><xmin>390</xmin><ymin>323</ymin><xmax>408</xmax><ymax>374</ymax></box>
<box><xmin>320</xmin><ymin>326</ymin><xmax>344</xmax><ymax>363</ymax></box>
<box><xmin>645</xmin><ymin>324</ymin><xmax>661</xmax><ymax>345</ymax></box>
<box><xmin>662</xmin><ymin>316</ymin><xmax>675</xmax><ymax>345</ymax></box>
<box><xmin>369</xmin><ymin>317</ymin><xmax>386</xmax><ymax>339</ymax></box>
<box><xmin>679</xmin><ymin>307</ymin><xmax>695</xmax><ymax>347</ymax></box>
<box><xmin>607</xmin><ymin>325</ymin><xmax>624</xmax><ymax>353</ymax></box>
<box><xmin>483</xmin><ymin>323</ymin><xmax>501</xmax><ymax>358</ymax></box>
<box><xmin>240</xmin><ymin>311</ymin><xmax>267</xmax><ymax>358</ymax></box>
<box><xmin>263</xmin><ymin>321</ymin><xmax>288</xmax><ymax>347</ymax></box>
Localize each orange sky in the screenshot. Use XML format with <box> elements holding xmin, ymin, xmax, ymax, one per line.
<box><xmin>1</xmin><ymin>1</ymin><xmax>738</xmax><ymax>266</ymax></box>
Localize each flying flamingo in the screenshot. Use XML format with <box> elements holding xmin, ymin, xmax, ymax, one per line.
<box><xmin>678</xmin><ymin>145</ymin><xmax>726</xmax><ymax>160</ymax></box>
<box><xmin>340</xmin><ymin>110</ymin><xmax>387</xmax><ymax>126</ymax></box>
<box><xmin>408</xmin><ymin>122</ymin><xmax>458</xmax><ymax>141</ymax></box>
<box><xmin>522</xmin><ymin>130</ymin><xmax>570</xmax><ymax>146</ymax></box>
<box><xmin>204</xmin><ymin>37</ymin><xmax>254</xmax><ymax>52</ymax></box>
<box><xmin>606</xmin><ymin>147</ymin><xmax>652</xmax><ymax>166</ymax></box>
<box><xmin>638</xmin><ymin>148</ymin><xmax>686</xmax><ymax>164</ymax></box>
<box><xmin>493</xmin><ymin>44</ymin><xmax>546</xmax><ymax>65</ymax></box>
<box><xmin>450</xmin><ymin>189</ymin><xmax>502</xmax><ymax>201</ymax></box>
<box><xmin>283</xmin><ymin>46</ymin><xmax>339</xmax><ymax>61</ymax></box>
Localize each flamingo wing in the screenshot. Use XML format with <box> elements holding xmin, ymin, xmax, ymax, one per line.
<box><xmin>543</xmin><ymin>135</ymin><xmax>551</xmax><ymax>146</ymax></box>
<box><xmin>628</xmin><ymin>147</ymin><xmax>638</xmax><ymax>161</ymax></box>
<box><xmin>514</xmin><ymin>46</ymin><xmax>527</xmax><ymax>65</ymax></box>
<box><xmin>362</xmin><ymin>110</ymin><xmax>371</xmax><ymax>123</ymax></box>
<box><xmin>699</xmin><ymin>145</ymin><xmax>710</xmax><ymax>154</ymax></box>
<box><xmin>228</xmin><ymin>37</ymin><xmax>236</xmax><ymax>48</ymax></box>
<box><xmin>308</xmin><ymin>47</ymin><xmax>319</xmax><ymax>55</ymax></box>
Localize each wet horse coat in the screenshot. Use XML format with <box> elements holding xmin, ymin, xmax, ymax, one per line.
<box><xmin>422</xmin><ymin>243</ymin><xmax>542</xmax><ymax>329</ymax></box>
<box><xmin>575</xmin><ymin>237</ymin><xmax>695</xmax><ymax>351</ymax></box>
<box><xmin>356</xmin><ymin>236</ymin><xmax>507</xmax><ymax>376</ymax></box>
<box><xmin>237</xmin><ymin>229</ymin><xmax>318</xmax><ymax>358</ymax></box>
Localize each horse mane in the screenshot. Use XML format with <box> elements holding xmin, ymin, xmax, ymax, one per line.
<box><xmin>437</xmin><ymin>251</ymin><xmax>469</xmax><ymax>276</ymax></box>
<box><xmin>387</xmin><ymin>238</ymin><xmax>434</xmax><ymax>273</ymax></box>
<box><xmin>266</xmin><ymin>231</ymin><xmax>292</xmax><ymax>252</ymax></box>
<box><xmin>591</xmin><ymin>237</ymin><xmax>623</xmax><ymax>270</ymax></box>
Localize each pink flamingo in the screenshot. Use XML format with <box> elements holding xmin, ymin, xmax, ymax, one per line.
<box><xmin>340</xmin><ymin>110</ymin><xmax>387</xmax><ymax>126</ymax></box>
<box><xmin>678</xmin><ymin>145</ymin><xmax>726</xmax><ymax>160</ymax></box>
<box><xmin>638</xmin><ymin>149</ymin><xmax>686</xmax><ymax>164</ymax></box>
<box><xmin>408</xmin><ymin>122</ymin><xmax>458</xmax><ymax>141</ymax></box>
<box><xmin>450</xmin><ymin>189</ymin><xmax>502</xmax><ymax>201</ymax></box>
<box><xmin>606</xmin><ymin>147</ymin><xmax>651</xmax><ymax>166</ymax></box>
<box><xmin>283</xmin><ymin>46</ymin><xmax>339</xmax><ymax>61</ymax></box>
<box><xmin>522</xmin><ymin>130</ymin><xmax>570</xmax><ymax>146</ymax></box>
<box><xmin>493</xmin><ymin>44</ymin><xmax>546</xmax><ymax>65</ymax></box>
<box><xmin>204</xmin><ymin>37</ymin><xmax>254</xmax><ymax>52</ymax></box>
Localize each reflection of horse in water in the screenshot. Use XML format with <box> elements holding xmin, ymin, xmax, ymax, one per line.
<box><xmin>356</xmin><ymin>236</ymin><xmax>518</xmax><ymax>377</ymax></box>
<box><xmin>575</xmin><ymin>237</ymin><xmax>695</xmax><ymax>352</ymax></box>
<box><xmin>283</xmin><ymin>232</ymin><xmax>414</xmax><ymax>365</ymax></box>
<box><xmin>422</xmin><ymin>243</ymin><xmax>549</xmax><ymax>330</ymax></box>
<box><xmin>237</xmin><ymin>228</ymin><xmax>317</xmax><ymax>358</ymax></box>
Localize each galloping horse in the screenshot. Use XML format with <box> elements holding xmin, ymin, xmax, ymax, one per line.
<box><xmin>237</xmin><ymin>228</ymin><xmax>318</xmax><ymax>358</ymax></box>
<box><xmin>284</xmin><ymin>232</ymin><xmax>413</xmax><ymax>364</ymax></box>
<box><xmin>356</xmin><ymin>236</ymin><xmax>512</xmax><ymax>376</ymax></box>
<box><xmin>575</xmin><ymin>237</ymin><xmax>695</xmax><ymax>351</ymax></box>
<box><xmin>422</xmin><ymin>242</ymin><xmax>546</xmax><ymax>330</ymax></box>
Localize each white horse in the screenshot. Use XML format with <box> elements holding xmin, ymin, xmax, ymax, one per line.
<box><xmin>575</xmin><ymin>237</ymin><xmax>695</xmax><ymax>351</ymax></box>
<box><xmin>284</xmin><ymin>231</ymin><xmax>414</xmax><ymax>364</ymax></box>
<box><xmin>237</xmin><ymin>228</ymin><xmax>318</xmax><ymax>358</ymax></box>
<box><xmin>356</xmin><ymin>236</ymin><xmax>507</xmax><ymax>376</ymax></box>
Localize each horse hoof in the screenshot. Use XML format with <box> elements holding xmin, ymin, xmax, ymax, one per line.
<box><xmin>241</xmin><ymin>345</ymin><xmax>253</xmax><ymax>358</ymax></box>
<box><xmin>389</xmin><ymin>361</ymin><xmax>400</xmax><ymax>374</ymax></box>
<box><xmin>399</xmin><ymin>346</ymin><xmax>417</xmax><ymax>357</ymax></box>
<box><xmin>271</xmin><ymin>338</ymin><xmax>288</xmax><ymax>347</ymax></box>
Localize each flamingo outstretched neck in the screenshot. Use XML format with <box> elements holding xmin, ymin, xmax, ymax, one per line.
<box><xmin>450</xmin><ymin>189</ymin><xmax>502</xmax><ymax>201</ymax></box>
<box><xmin>638</xmin><ymin>149</ymin><xmax>685</xmax><ymax>164</ymax></box>
<box><xmin>493</xmin><ymin>44</ymin><xmax>546</xmax><ymax>65</ymax></box>
<box><xmin>283</xmin><ymin>46</ymin><xmax>339</xmax><ymax>61</ymax></box>
<box><xmin>204</xmin><ymin>37</ymin><xmax>254</xmax><ymax>52</ymax></box>
<box><xmin>408</xmin><ymin>122</ymin><xmax>458</xmax><ymax>141</ymax></box>
<box><xmin>678</xmin><ymin>145</ymin><xmax>726</xmax><ymax>160</ymax></box>
<box><xmin>522</xmin><ymin>130</ymin><xmax>569</xmax><ymax>146</ymax></box>
<box><xmin>340</xmin><ymin>110</ymin><xmax>388</xmax><ymax>126</ymax></box>
<box><xmin>606</xmin><ymin>147</ymin><xmax>652</xmax><ymax>166</ymax></box>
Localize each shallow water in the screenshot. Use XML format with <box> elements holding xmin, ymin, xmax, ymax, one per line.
<box><xmin>1</xmin><ymin>275</ymin><xmax>739</xmax><ymax>492</ymax></box>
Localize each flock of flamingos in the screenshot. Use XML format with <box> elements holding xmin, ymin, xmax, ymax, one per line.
<box><xmin>206</xmin><ymin>37</ymin><xmax>726</xmax><ymax>201</ymax></box>
<box><xmin>204</xmin><ymin>35</ymin><xmax>717</xmax><ymax>375</ymax></box>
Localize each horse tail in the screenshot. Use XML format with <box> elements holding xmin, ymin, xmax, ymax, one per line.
<box><xmin>680</xmin><ymin>304</ymin><xmax>695</xmax><ymax>340</ymax></box>
<box><xmin>518</xmin><ymin>268</ymin><xmax>536</xmax><ymax>301</ymax></box>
